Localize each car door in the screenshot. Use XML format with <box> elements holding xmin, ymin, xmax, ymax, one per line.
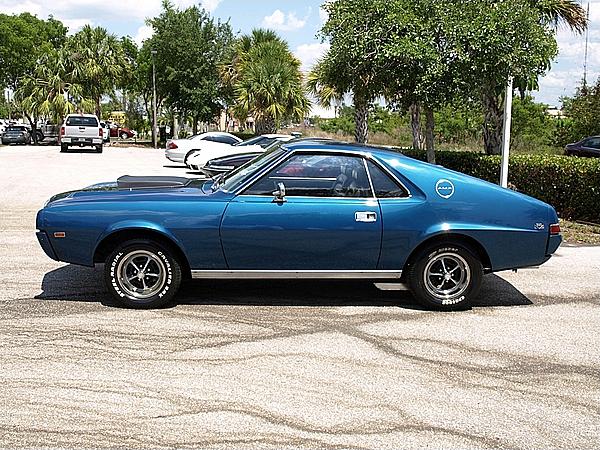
<box><xmin>581</xmin><ymin>137</ymin><xmax>600</xmax><ymax>156</ymax></box>
<box><xmin>220</xmin><ymin>152</ymin><xmax>383</xmax><ymax>270</ymax></box>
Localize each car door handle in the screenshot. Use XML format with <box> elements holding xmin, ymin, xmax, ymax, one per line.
<box><xmin>355</xmin><ymin>211</ymin><xmax>377</xmax><ymax>222</ymax></box>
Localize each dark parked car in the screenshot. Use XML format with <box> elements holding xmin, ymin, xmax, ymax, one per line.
<box><xmin>565</xmin><ymin>136</ymin><xmax>600</xmax><ymax>157</ymax></box>
<box><xmin>201</xmin><ymin>152</ymin><xmax>263</xmax><ymax>177</ymax></box>
<box><xmin>1</xmin><ymin>125</ymin><xmax>31</xmax><ymax>145</ymax></box>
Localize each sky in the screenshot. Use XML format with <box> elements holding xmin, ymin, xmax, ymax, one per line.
<box><xmin>0</xmin><ymin>0</ymin><xmax>597</xmax><ymax>109</ymax></box>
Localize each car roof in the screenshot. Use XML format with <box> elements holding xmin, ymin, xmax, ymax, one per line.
<box><xmin>281</xmin><ymin>139</ymin><xmax>409</xmax><ymax>159</ymax></box>
<box><xmin>66</xmin><ymin>113</ymin><xmax>98</xmax><ymax>118</ymax></box>
<box><xmin>262</xmin><ymin>134</ymin><xmax>294</xmax><ymax>138</ymax></box>
<box><xmin>201</xmin><ymin>131</ymin><xmax>235</xmax><ymax>136</ymax></box>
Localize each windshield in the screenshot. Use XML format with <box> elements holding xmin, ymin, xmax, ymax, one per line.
<box><xmin>235</xmin><ymin>136</ymin><xmax>280</xmax><ymax>148</ymax></box>
<box><xmin>219</xmin><ymin>146</ymin><xmax>288</xmax><ymax>192</ymax></box>
<box><xmin>66</xmin><ymin>116</ymin><xmax>98</xmax><ymax>127</ymax></box>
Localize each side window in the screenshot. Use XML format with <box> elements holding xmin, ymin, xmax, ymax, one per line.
<box><xmin>244</xmin><ymin>154</ymin><xmax>373</xmax><ymax>198</ymax></box>
<box><xmin>204</xmin><ymin>135</ymin><xmax>239</xmax><ymax>145</ymax></box>
<box><xmin>366</xmin><ymin>161</ymin><xmax>409</xmax><ymax>198</ymax></box>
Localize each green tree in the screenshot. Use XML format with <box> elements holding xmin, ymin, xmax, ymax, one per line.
<box><xmin>317</xmin><ymin>0</ymin><xmax>399</xmax><ymax>144</ymax></box>
<box><xmin>15</xmin><ymin>48</ymin><xmax>93</xmax><ymax>141</ymax></box>
<box><xmin>556</xmin><ymin>78</ymin><xmax>600</xmax><ymax>146</ymax></box>
<box><xmin>147</xmin><ymin>1</ymin><xmax>233</xmax><ymax>134</ymax></box>
<box><xmin>0</xmin><ymin>13</ymin><xmax>67</xmax><ymax>90</ymax></box>
<box><xmin>225</xmin><ymin>29</ymin><xmax>309</xmax><ymax>134</ymax></box>
<box><xmin>67</xmin><ymin>25</ymin><xmax>129</xmax><ymax>119</ymax></box>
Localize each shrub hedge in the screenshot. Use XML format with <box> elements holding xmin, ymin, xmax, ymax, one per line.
<box><xmin>398</xmin><ymin>149</ymin><xmax>600</xmax><ymax>223</ymax></box>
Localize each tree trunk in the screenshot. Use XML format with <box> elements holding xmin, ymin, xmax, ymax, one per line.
<box><xmin>409</xmin><ymin>102</ymin><xmax>423</xmax><ymax>151</ymax></box>
<box><xmin>24</xmin><ymin>113</ymin><xmax>38</xmax><ymax>145</ymax></box>
<box><xmin>354</xmin><ymin>96</ymin><xmax>368</xmax><ymax>144</ymax></box>
<box><xmin>424</xmin><ymin>106</ymin><xmax>435</xmax><ymax>164</ymax></box>
<box><xmin>193</xmin><ymin>115</ymin><xmax>198</xmax><ymax>135</ymax></box>
<box><xmin>255</xmin><ymin>116</ymin><xmax>276</xmax><ymax>135</ymax></box>
<box><xmin>95</xmin><ymin>96</ymin><xmax>101</xmax><ymax>119</ymax></box>
<box><xmin>482</xmin><ymin>87</ymin><xmax>503</xmax><ymax>155</ymax></box>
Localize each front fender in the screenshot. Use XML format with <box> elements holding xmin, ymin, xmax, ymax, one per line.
<box><xmin>94</xmin><ymin>220</ymin><xmax>187</xmax><ymax>257</ymax></box>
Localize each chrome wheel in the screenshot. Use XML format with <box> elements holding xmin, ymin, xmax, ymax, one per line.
<box><xmin>117</xmin><ymin>250</ymin><xmax>167</xmax><ymax>300</ymax></box>
<box><xmin>423</xmin><ymin>252</ymin><xmax>471</xmax><ymax>301</ymax></box>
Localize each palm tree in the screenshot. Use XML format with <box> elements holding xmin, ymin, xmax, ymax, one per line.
<box><xmin>306</xmin><ymin>60</ymin><xmax>345</xmax><ymax>112</ymax></box>
<box><xmin>224</xmin><ymin>29</ymin><xmax>310</xmax><ymax>134</ymax></box>
<box><xmin>16</xmin><ymin>49</ymin><xmax>93</xmax><ymax>141</ymax></box>
<box><xmin>534</xmin><ymin>0</ymin><xmax>588</xmax><ymax>33</ymax></box>
<box><xmin>67</xmin><ymin>25</ymin><xmax>129</xmax><ymax>118</ymax></box>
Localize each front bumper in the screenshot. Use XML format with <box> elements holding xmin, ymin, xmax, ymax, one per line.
<box><xmin>2</xmin><ymin>136</ymin><xmax>27</xmax><ymax>144</ymax></box>
<box><xmin>36</xmin><ymin>231</ymin><xmax>59</xmax><ymax>261</ymax></box>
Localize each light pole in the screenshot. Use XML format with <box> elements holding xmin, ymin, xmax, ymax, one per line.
<box><xmin>151</xmin><ymin>49</ymin><xmax>158</xmax><ymax>149</ymax></box>
<box><xmin>500</xmin><ymin>76</ymin><xmax>513</xmax><ymax>188</ymax></box>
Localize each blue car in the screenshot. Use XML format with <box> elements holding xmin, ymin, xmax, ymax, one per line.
<box><xmin>36</xmin><ymin>140</ymin><xmax>562</xmax><ymax>310</ymax></box>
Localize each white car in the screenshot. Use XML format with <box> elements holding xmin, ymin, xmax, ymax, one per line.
<box><xmin>165</xmin><ymin>132</ymin><xmax>242</xmax><ymax>163</ymax></box>
<box><xmin>186</xmin><ymin>134</ymin><xmax>296</xmax><ymax>172</ymax></box>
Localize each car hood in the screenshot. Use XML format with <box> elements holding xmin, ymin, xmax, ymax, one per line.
<box><xmin>43</xmin><ymin>177</ymin><xmax>218</xmax><ymax>207</ymax></box>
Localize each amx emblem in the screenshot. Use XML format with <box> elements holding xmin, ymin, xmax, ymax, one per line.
<box><xmin>435</xmin><ymin>179</ymin><xmax>455</xmax><ymax>199</ymax></box>
<box><xmin>534</xmin><ymin>223</ymin><xmax>545</xmax><ymax>230</ymax></box>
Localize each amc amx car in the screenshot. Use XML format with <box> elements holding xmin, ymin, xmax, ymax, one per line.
<box><xmin>36</xmin><ymin>140</ymin><xmax>562</xmax><ymax>310</ymax></box>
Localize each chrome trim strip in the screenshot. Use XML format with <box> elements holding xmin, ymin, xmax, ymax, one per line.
<box><xmin>363</xmin><ymin>158</ymin><xmax>377</xmax><ymax>199</ymax></box>
<box><xmin>374</xmin><ymin>282</ymin><xmax>410</xmax><ymax>291</ymax></box>
<box><xmin>191</xmin><ymin>270</ymin><xmax>402</xmax><ymax>279</ymax></box>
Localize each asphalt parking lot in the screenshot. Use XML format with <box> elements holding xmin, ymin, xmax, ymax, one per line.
<box><xmin>0</xmin><ymin>144</ymin><xmax>599</xmax><ymax>449</ymax></box>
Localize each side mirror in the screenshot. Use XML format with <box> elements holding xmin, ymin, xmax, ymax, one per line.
<box><xmin>272</xmin><ymin>182</ymin><xmax>287</xmax><ymax>203</ymax></box>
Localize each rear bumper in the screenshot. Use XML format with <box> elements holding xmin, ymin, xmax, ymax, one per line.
<box><xmin>36</xmin><ymin>231</ymin><xmax>59</xmax><ymax>261</ymax></box>
<box><xmin>546</xmin><ymin>234</ymin><xmax>562</xmax><ymax>256</ymax></box>
<box><xmin>62</xmin><ymin>137</ymin><xmax>102</xmax><ymax>145</ymax></box>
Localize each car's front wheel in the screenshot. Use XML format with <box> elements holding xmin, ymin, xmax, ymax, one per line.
<box><xmin>104</xmin><ymin>240</ymin><xmax>182</xmax><ymax>309</ymax></box>
<box><xmin>407</xmin><ymin>243</ymin><xmax>482</xmax><ymax>310</ymax></box>
<box><xmin>120</xmin><ymin>132</ymin><xmax>129</xmax><ymax>140</ymax></box>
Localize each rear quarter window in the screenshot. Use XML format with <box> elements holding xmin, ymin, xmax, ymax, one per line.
<box><xmin>66</xmin><ymin>116</ymin><xmax>99</xmax><ymax>127</ymax></box>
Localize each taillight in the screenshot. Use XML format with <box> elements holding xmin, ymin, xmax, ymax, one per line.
<box><xmin>168</xmin><ymin>142</ymin><xmax>178</xmax><ymax>149</ymax></box>
<box><xmin>550</xmin><ymin>223</ymin><xmax>561</xmax><ymax>235</ymax></box>
<box><xmin>99</xmin><ymin>128</ymin><xmax>103</xmax><ymax>137</ymax></box>
<box><xmin>60</xmin><ymin>127</ymin><xmax>65</xmax><ymax>136</ymax></box>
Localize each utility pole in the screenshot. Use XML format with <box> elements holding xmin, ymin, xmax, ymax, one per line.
<box><xmin>583</xmin><ymin>2</ymin><xmax>590</xmax><ymax>90</ymax></box>
<box><xmin>500</xmin><ymin>76</ymin><xmax>513</xmax><ymax>188</ymax></box>
<box><xmin>151</xmin><ymin>49</ymin><xmax>158</xmax><ymax>149</ymax></box>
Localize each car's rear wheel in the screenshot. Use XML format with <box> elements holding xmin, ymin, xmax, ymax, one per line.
<box><xmin>60</xmin><ymin>144</ymin><xmax>68</xmax><ymax>152</ymax></box>
<box><xmin>407</xmin><ymin>243</ymin><xmax>482</xmax><ymax>310</ymax></box>
<box><xmin>120</xmin><ymin>132</ymin><xmax>128</xmax><ymax>140</ymax></box>
<box><xmin>104</xmin><ymin>240</ymin><xmax>182</xmax><ymax>309</ymax></box>
<box><xmin>96</xmin><ymin>145</ymin><xmax>103</xmax><ymax>153</ymax></box>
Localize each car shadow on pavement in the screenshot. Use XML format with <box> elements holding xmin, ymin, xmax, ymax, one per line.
<box><xmin>35</xmin><ymin>264</ymin><xmax>532</xmax><ymax>309</ymax></box>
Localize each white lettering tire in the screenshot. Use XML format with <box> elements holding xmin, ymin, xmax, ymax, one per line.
<box><xmin>104</xmin><ymin>239</ymin><xmax>182</xmax><ymax>309</ymax></box>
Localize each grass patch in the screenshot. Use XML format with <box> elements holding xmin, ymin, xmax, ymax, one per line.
<box><xmin>560</xmin><ymin>219</ymin><xmax>600</xmax><ymax>245</ymax></box>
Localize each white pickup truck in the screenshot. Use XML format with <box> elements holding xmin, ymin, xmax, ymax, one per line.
<box><xmin>60</xmin><ymin>114</ymin><xmax>104</xmax><ymax>153</ymax></box>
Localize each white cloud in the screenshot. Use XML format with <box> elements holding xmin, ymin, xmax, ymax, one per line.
<box><xmin>0</xmin><ymin>0</ymin><xmax>42</xmax><ymax>16</ymax></box>
<box><xmin>319</xmin><ymin>3</ymin><xmax>330</xmax><ymax>23</ymax></box>
<box><xmin>262</xmin><ymin>9</ymin><xmax>306</xmax><ymax>32</ymax></box>
<box><xmin>133</xmin><ymin>24</ymin><xmax>153</xmax><ymax>46</ymax></box>
<box><xmin>0</xmin><ymin>0</ymin><xmax>203</xmax><ymax>24</ymax></box>
<box><xmin>59</xmin><ymin>18</ymin><xmax>93</xmax><ymax>34</ymax></box>
<box><xmin>200</xmin><ymin>0</ymin><xmax>222</xmax><ymax>12</ymax></box>
<box><xmin>295</xmin><ymin>42</ymin><xmax>330</xmax><ymax>72</ymax></box>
